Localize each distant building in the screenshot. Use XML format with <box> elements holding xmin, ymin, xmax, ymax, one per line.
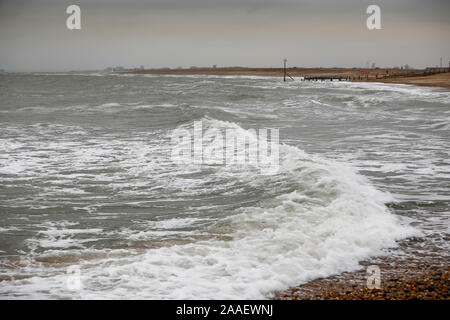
<box><xmin>140</xmin><ymin>65</ymin><xmax>144</xmax><ymax>70</ymax></box>
<box><xmin>213</xmin><ymin>65</ymin><xmax>217</xmax><ymax>69</ymax></box>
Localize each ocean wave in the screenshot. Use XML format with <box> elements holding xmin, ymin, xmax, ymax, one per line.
<box><xmin>0</xmin><ymin>118</ymin><xmax>416</xmax><ymax>299</ymax></box>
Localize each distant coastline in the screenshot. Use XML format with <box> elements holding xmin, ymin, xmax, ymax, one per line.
<box><xmin>125</xmin><ymin>67</ymin><xmax>450</xmax><ymax>90</ymax></box>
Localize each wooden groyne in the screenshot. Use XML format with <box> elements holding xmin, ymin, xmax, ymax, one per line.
<box><xmin>348</xmin><ymin>67</ymin><xmax>450</xmax><ymax>81</ymax></box>
<box><xmin>299</xmin><ymin>67</ymin><xmax>450</xmax><ymax>82</ymax></box>
<box><xmin>303</xmin><ymin>76</ymin><xmax>349</xmax><ymax>82</ymax></box>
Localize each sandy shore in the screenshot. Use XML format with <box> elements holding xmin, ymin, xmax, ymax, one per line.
<box><xmin>126</xmin><ymin>68</ymin><xmax>450</xmax><ymax>90</ymax></box>
<box><xmin>364</xmin><ymin>72</ymin><xmax>450</xmax><ymax>89</ymax></box>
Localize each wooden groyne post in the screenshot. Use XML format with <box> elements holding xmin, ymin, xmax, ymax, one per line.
<box><xmin>282</xmin><ymin>59</ymin><xmax>294</xmax><ymax>81</ymax></box>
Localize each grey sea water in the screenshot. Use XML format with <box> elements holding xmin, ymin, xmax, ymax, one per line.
<box><xmin>0</xmin><ymin>72</ymin><xmax>448</xmax><ymax>299</ymax></box>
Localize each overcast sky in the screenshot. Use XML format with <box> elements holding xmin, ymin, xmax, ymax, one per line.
<box><xmin>1</xmin><ymin>0</ymin><xmax>449</xmax><ymax>71</ymax></box>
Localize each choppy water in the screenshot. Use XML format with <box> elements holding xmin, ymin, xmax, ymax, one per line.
<box><xmin>0</xmin><ymin>73</ymin><xmax>448</xmax><ymax>299</ymax></box>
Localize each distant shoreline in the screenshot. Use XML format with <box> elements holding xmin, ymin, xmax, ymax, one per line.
<box><xmin>125</xmin><ymin>67</ymin><xmax>450</xmax><ymax>90</ymax></box>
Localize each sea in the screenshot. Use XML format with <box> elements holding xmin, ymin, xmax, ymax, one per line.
<box><xmin>0</xmin><ymin>72</ymin><xmax>448</xmax><ymax>299</ymax></box>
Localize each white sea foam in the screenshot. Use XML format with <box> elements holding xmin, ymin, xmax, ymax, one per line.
<box><xmin>0</xmin><ymin>119</ymin><xmax>417</xmax><ymax>299</ymax></box>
